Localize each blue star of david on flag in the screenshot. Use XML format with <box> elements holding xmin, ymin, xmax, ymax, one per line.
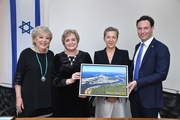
<box><xmin>19</xmin><ymin>21</ymin><xmax>34</xmax><ymax>34</ymax></box>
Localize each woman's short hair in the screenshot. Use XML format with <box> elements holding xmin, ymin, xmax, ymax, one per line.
<box><xmin>31</xmin><ymin>26</ymin><xmax>53</xmax><ymax>46</ymax></box>
<box><xmin>103</xmin><ymin>27</ymin><xmax>119</xmax><ymax>38</ymax></box>
<box><xmin>61</xmin><ymin>29</ymin><xmax>80</xmax><ymax>46</ymax></box>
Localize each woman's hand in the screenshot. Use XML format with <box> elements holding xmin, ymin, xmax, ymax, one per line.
<box><xmin>106</xmin><ymin>97</ymin><xmax>118</xmax><ymax>102</ymax></box>
<box><xmin>66</xmin><ymin>72</ymin><xmax>81</xmax><ymax>85</ymax></box>
<box><xmin>16</xmin><ymin>97</ymin><xmax>24</xmax><ymax>113</ymax></box>
<box><xmin>71</xmin><ymin>72</ymin><xmax>81</xmax><ymax>81</ymax></box>
<box><xmin>78</xmin><ymin>95</ymin><xmax>87</xmax><ymax>98</ymax></box>
<box><xmin>15</xmin><ymin>85</ymin><xmax>24</xmax><ymax>113</ymax></box>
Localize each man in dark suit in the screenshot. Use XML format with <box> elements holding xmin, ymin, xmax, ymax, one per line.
<box><xmin>127</xmin><ymin>15</ymin><xmax>170</xmax><ymax>118</ymax></box>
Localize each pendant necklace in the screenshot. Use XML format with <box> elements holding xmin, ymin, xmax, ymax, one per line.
<box><xmin>68</xmin><ymin>55</ymin><xmax>76</xmax><ymax>65</ymax></box>
<box><xmin>35</xmin><ymin>48</ymin><xmax>48</xmax><ymax>82</ymax></box>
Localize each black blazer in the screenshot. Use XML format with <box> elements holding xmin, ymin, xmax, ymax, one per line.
<box><xmin>94</xmin><ymin>47</ymin><xmax>130</xmax><ymax>78</ymax></box>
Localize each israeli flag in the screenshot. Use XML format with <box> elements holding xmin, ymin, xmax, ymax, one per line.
<box><xmin>0</xmin><ymin>0</ymin><xmax>48</xmax><ymax>88</ymax></box>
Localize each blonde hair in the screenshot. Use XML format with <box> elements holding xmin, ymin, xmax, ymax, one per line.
<box><xmin>61</xmin><ymin>29</ymin><xmax>80</xmax><ymax>46</ymax></box>
<box><xmin>31</xmin><ymin>26</ymin><xmax>53</xmax><ymax>46</ymax></box>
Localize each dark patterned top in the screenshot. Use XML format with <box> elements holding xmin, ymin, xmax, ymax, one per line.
<box><xmin>52</xmin><ymin>50</ymin><xmax>92</xmax><ymax>117</ymax></box>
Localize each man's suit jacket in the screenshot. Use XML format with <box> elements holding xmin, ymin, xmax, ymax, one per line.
<box><xmin>94</xmin><ymin>47</ymin><xmax>130</xmax><ymax>66</ymax></box>
<box><xmin>130</xmin><ymin>38</ymin><xmax>170</xmax><ymax>108</ymax></box>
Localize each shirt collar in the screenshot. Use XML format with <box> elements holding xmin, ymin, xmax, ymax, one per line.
<box><xmin>141</xmin><ymin>36</ymin><xmax>153</xmax><ymax>47</ymax></box>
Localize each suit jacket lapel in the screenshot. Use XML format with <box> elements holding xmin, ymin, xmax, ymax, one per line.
<box><xmin>141</xmin><ymin>39</ymin><xmax>157</xmax><ymax>66</ymax></box>
<box><xmin>101</xmin><ymin>47</ymin><xmax>120</xmax><ymax>64</ymax></box>
<box><xmin>133</xmin><ymin>43</ymin><xmax>141</xmax><ymax>61</ymax></box>
<box><xmin>101</xmin><ymin>48</ymin><xmax>109</xmax><ymax>64</ymax></box>
<box><xmin>111</xmin><ymin>47</ymin><xmax>120</xmax><ymax>64</ymax></box>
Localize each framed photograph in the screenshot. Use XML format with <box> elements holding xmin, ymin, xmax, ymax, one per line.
<box><xmin>79</xmin><ymin>64</ymin><xmax>128</xmax><ymax>98</ymax></box>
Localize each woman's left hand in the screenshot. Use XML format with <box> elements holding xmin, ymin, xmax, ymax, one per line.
<box><xmin>67</xmin><ymin>72</ymin><xmax>81</xmax><ymax>85</ymax></box>
<box><xmin>71</xmin><ymin>72</ymin><xmax>81</xmax><ymax>81</ymax></box>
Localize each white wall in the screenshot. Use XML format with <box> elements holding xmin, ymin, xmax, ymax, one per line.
<box><xmin>49</xmin><ymin>0</ymin><xmax>180</xmax><ymax>93</ymax></box>
<box><xmin>0</xmin><ymin>0</ymin><xmax>13</xmax><ymax>87</ymax></box>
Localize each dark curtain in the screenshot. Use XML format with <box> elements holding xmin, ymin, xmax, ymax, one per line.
<box><xmin>0</xmin><ymin>85</ymin><xmax>16</xmax><ymax>116</ymax></box>
<box><xmin>159</xmin><ymin>91</ymin><xmax>180</xmax><ymax>118</ymax></box>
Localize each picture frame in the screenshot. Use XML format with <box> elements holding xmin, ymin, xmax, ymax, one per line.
<box><xmin>79</xmin><ymin>64</ymin><xmax>128</xmax><ymax>98</ymax></box>
<box><xmin>0</xmin><ymin>116</ymin><xmax>15</xmax><ymax>120</ymax></box>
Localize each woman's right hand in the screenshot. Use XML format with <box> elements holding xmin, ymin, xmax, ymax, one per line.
<box><xmin>16</xmin><ymin>97</ymin><xmax>24</xmax><ymax>113</ymax></box>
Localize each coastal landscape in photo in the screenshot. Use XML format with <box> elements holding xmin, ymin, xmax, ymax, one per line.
<box><xmin>79</xmin><ymin>64</ymin><xmax>128</xmax><ymax>97</ymax></box>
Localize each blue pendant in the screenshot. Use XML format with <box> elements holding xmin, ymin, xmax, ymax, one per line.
<box><xmin>41</xmin><ymin>76</ymin><xmax>46</xmax><ymax>82</ymax></box>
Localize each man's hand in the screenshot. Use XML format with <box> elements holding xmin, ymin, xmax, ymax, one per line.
<box><xmin>127</xmin><ymin>81</ymin><xmax>137</xmax><ymax>95</ymax></box>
